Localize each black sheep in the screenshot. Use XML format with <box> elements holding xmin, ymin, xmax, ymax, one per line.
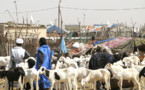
<box><xmin>0</xmin><ymin>67</ymin><xmax>25</xmax><ymax>90</ymax></box>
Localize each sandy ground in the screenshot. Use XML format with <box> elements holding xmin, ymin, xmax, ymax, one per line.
<box><xmin>0</xmin><ymin>78</ymin><xmax>137</xmax><ymax>90</ymax></box>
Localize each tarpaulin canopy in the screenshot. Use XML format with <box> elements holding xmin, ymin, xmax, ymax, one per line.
<box><xmin>47</xmin><ymin>25</ymin><xmax>68</xmax><ymax>34</ymax></box>
<box><xmin>102</xmin><ymin>37</ymin><xmax>132</xmax><ymax>48</ymax></box>
<box><xmin>113</xmin><ymin>39</ymin><xmax>134</xmax><ymax>53</ymax></box>
<box><xmin>134</xmin><ymin>38</ymin><xmax>145</xmax><ymax>52</ymax></box>
<box><xmin>93</xmin><ymin>37</ymin><xmax>116</xmax><ymax>46</ymax></box>
<box><xmin>113</xmin><ymin>38</ymin><xmax>145</xmax><ymax>53</ymax></box>
<box><xmin>109</xmin><ymin>24</ymin><xmax>120</xmax><ymax>28</ymax></box>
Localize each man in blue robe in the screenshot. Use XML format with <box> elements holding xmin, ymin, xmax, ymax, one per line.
<box><xmin>36</xmin><ymin>37</ymin><xmax>52</xmax><ymax>90</ymax></box>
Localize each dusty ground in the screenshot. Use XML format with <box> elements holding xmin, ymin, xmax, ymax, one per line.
<box><xmin>0</xmin><ymin>79</ymin><xmax>136</xmax><ymax>90</ymax></box>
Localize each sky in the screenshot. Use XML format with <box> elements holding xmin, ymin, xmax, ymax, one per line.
<box><xmin>0</xmin><ymin>0</ymin><xmax>145</xmax><ymax>27</ymax></box>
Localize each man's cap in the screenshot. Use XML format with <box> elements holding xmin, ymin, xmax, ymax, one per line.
<box><xmin>16</xmin><ymin>38</ymin><xmax>24</xmax><ymax>44</ymax></box>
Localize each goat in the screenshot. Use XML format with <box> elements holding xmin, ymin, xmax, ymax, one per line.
<box><xmin>81</xmin><ymin>69</ymin><xmax>111</xmax><ymax>90</ymax></box>
<box><xmin>39</xmin><ymin>66</ymin><xmax>78</xmax><ymax>90</ymax></box>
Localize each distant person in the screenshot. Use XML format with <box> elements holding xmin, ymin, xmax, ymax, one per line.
<box><xmin>89</xmin><ymin>52</ymin><xmax>114</xmax><ymax>70</ymax></box>
<box><xmin>89</xmin><ymin>36</ymin><xmax>95</xmax><ymax>45</ymax></box>
<box><xmin>35</xmin><ymin>37</ymin><xmax>52</xmax><ymax>90</ymax></box>
<box><xmin>10</xmin><ymin>38</ymin><xmax>30</xmax><ymax>68</ymax></box>
<box><xmin>89</xmin><ymin>51</ymin><xmax>121</xmax><ymax>90</ymax></box>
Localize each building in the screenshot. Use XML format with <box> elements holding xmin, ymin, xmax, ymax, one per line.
<box><xmin>65</xmin><ymin>25</ymin><xmax>87</xmax><ymax>31</ymax></box>
<box><xmin>0</xmin><ymin>22</ymin><xmax>47</xmax><ymax>56</ymax></box>
<box><xmin>0</xmin><ymin>22</ymin><xmax>46</xmax><ymax>39</ymax></box>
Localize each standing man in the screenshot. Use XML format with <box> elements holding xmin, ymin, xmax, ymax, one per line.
<box><xmin>35</xmin><ymin>37</ymin><xmax>51</xmax><ymax>90</ymax></box>
<box><xmin>89</xmin><ymin>52</ymin><xmax>114</xmax><ymax>90</ymax></box>
<box><xmin>10</xmin><ymin>38</ymin><xmax>30</xmax><ymax>68</ymax></box>
<box><xmin>89</xmin><ymin>52</ymin><xmax>114</xmax><ymax>70</ymax></box>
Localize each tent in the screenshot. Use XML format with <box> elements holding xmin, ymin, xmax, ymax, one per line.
<box><xmin>47</xmin><ymin>25</ymin><xmax>69</xmax><ymax>34</ymax></box>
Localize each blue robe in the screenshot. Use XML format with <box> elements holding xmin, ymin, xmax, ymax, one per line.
<box><xmin>36</xmin><ymin>45</ymin><xmax>52</xmax><ymax>89</ymax></box>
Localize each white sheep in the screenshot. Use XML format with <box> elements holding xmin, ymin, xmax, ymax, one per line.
<box><xmin>39</xmin><ymin>66</ymin><xmax>78</xmax><ymax>90</ymax></box>
<box><xmin>81</xmin><ymin>69</ymin><xmax>111</xmax><ymax>90</ymax></box>
<box><xmin>0</xmin><ymin>56</ymin><xmax>10</xmax><ymax>70</ymax></box>
<box><xmin>113</xmin><ymin>60</ymin><xmax>127</xmax><ymax>68</ymax></box>
<box><xmin>55</xmin><ymin>60</ymin><xmax>67</xmax><ymax>69</ymax></box>
<box><xmin>106</xmin><ymin>63</ymin><xmax>141</xmax><ymax>90</ymax></box>
<box><xmin>128</xmin><ymin>64</ymin><xmax>145</xmax><ymax>89</ymax></box>
<box><xmin>141</xmin><ymin>57</ymin><xmax>145</xmax><ymax>66</ymax></box>
<box><xmin>91</xmin><ymin>44</ymin><xmax>113</xmax><ymax>55</ymax></box>
<box><xmin>76</xmin><ymin>67</ymin><xmax>92</xmax><ymax>89</ymax></box>
<box><xmin>77</xmin><ymin>67</ymin><xmax>91</xmax><ymax>79</ymax></box>
<box><xmin>123</xmin><ymin>56</ymin><xmax>140</xmax><ymax>65</ymax></box>
<box><xmin>22</xmin><ymin>57</ymin><xmax>39</xmax><ymax>90</ymax></box>
<box><xmin>23</xmin><ymin>68</ymin><xmax>39</xmax><ymax>90</ymax></box>
<box><xmin>59</xmin><ymin>56</ymin><xmax>78</xmax><ymax>68</ymax></box>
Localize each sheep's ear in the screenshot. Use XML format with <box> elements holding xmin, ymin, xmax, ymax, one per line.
<box><xmin>122</xmin><ymin>62</ymin><xmax>125</xmax><ymax>65</ymax></box>
<box><xmin>42</xmin><ymin>68</ymin><xmax>45</xmax><ymax>71</ymax></box>
<box><xmin>45</xmin><ymin>70</ymin><xmax>49</xmax><ymax>77</ymax></box>
<box><xmin>62</xmin><ymin>61</ymin><xmax>65</xmax><ymax>64</ymax></box>
<box><xmin>108</xmin><ymin>63</ymin><xmax>111</xmax><ymax>67</ymax></box>
<box><xmin>54</xmin><ymin>72</ymin><xmax>60</xmax><ymax>80</ymax></box>
<box><xmin>0</xmin><ymin>71</ymin><xmax>6</xmax><ymax>78</ymax></box>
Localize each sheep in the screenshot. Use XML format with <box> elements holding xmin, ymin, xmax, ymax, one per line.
<box><xmin>106</xmin><ymin>63</ymin><xmax>141</xmax><ymax>90</ymax></box>
<box><xmin>77</xmin><ymin>67</ymin><xmax>91</xmax><ymax>79</ymax></box>
<box><xmin>0</xmin><ymin>67</ymin><xmax>25</xmax><ymax>90</ymax></box>
<box><xmin>76</xmin><ymin>67</ymin><xmax>92</xmax><ymax>89</ymax></box>
<box><xmin>129</xmin><ymin>51</ymin><xmax>139</xmax><ymax>56</ymax></box>
<box><xmin>23</xmin><ymin>58</ymin><xmax>39</xmax><ymax>90</ymax></box>
<box><xmin>59</xmin><ymin>56</ymin><xmax>78</xmax><ymax>68</ymax></box>
<box><xmin>51</xmin><ymin>56</ymin><xmax>58</xmax><ymax>69</ymax></box>
<box><xmin>39</xmin><ymin>66</ymin><xmax>78</xmax><ymax>90</ymax></box>
<box><xmin>81</xmin><ymin>68</ymin><xmax>111</xmax><ymax>90</ymax></box>
<box><xmin>112</xmin><ymin>60</ymin><xmax>127</xmax><ymax>68</ymax></box>
<box><xmin>91</xmin><ymin>45</ymin><xmax>113</xmax><ymax>55</ymax></box>
<box><xmin>139</xmin><ymin>67</ymin><xmax>145</xmax><ymax>89</ymax></box>
<box><xmin>55</xmin><ymin>60</ymin><xmax>68</xmax><ymax>69</ymax></box>
<box><xmin>15</xmin><ymin>57</ymin><xmax>36</xmax><ymax>69</ymax></box>
<box><xmin>127</xmin><ymin>63</ymin><xmax>145</xmax><ymax>89</ymax></box>
<box><xmin>0</xmin><ymin>56</ymin><xmax>10</xmax><ymax>70</ymax></box>
<box><xmin>123</xmin><ymin>56</ymin><xmax>140</xmax><ymax>65</ymax></box>
<box><xmin>78</xmin><ymin>56</ymin><xmax>91</xmax><ymax>68</ymax></box>
<box><xmin>141</xmin><ymin>57</ymin><xmax>145</xmax><ymax>66</ymax></box>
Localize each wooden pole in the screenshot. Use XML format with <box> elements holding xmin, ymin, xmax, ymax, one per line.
<box><xmin>14</xmin><ymin>1</ymin><xmax>19</xmax><ymax>23</ymax></box>
<box><xmin>57</xmin><ymin>0</ymin><xmax>62</xmax><ymax>59</ymax></box>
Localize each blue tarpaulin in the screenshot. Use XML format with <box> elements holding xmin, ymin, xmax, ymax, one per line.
<box><xmin>60</xmin><ymin>37</ymin><xmax>67</xmax><ymax>54</ymax></box>
<box><xmin>94</xmin><ymin>24</ymin><xmax>107</xmax><ymax>26</ymax></box>
<box><xmin>93</xmin><ymin>37</ymin><xmax>116</xmax><ymax>46</ymax></box>
<box><xmin>109</xmin><ymin>24</ymin><xmax>120</xmax><ymax>28</ymax></box>
<box><xmin>47</xmin><ymin>25</ymin><xmax>66</xmax><ymax>34</ymax></box>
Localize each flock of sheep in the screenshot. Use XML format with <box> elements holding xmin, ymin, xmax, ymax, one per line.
<box><xmin>0</xmin><ymin>44</ymin><xmax>145</xmax><ymax>90</ymax></box>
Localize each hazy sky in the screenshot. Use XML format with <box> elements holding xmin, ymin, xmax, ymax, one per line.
<box><xmin>0</xmin><ymin>0</ymin><xmax>145</xmax><ymax>27</ymax></box>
